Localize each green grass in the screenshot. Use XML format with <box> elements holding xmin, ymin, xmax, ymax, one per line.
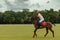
<box><xmin>0</xmin><ymin>24</ymin><xmax>60</xmax><ymax>40</ymax></box>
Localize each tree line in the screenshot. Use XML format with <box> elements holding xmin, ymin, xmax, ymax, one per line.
<box><xmin>0</xmin><ymin>9</ymin><xmax>60</xmax><ymax>24</ymax></box>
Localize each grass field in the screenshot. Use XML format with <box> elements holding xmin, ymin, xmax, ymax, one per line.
<box><xmin>0</xmin><ymin>24</ymin><xmax>60</xmax><ymax>40</ymax></box>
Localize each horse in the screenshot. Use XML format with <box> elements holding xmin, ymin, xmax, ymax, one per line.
<box><xmin>31</xmin><ymin>15</ymin><xmax>55</xmax><ymax>38</ymax></box>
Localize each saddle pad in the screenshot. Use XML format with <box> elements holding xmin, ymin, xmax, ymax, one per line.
<box><xmin>41</xmin><ymin>21</ymin><xmax>47</xmax><ymax>26</ymax></box>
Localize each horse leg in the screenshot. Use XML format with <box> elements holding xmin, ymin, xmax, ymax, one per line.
<box><xmin>46</xmin><ymin>22</ymin><xmax>54</xmax><ymax>37</ymax></box>
<box><xmin>44</xmin><ymin>27</ymin><xmax>48</xmax><ymax>37</ymax></box>
<box><xmin>49</xmin><ymin>28</ymin><xmax>54</xmax><ymax>38</ymax></box>
<box><xmin>33</xmin><ymin>28</ymin><xmax>37</xmax><ymax>38</ymax></box>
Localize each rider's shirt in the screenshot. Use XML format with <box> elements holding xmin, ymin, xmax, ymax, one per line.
<box><xmin>38</xmin><ymin>13</ymin><xmax>44</xmax><ymax>23</ymax></box>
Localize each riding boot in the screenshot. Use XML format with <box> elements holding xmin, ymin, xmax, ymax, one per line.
<box><xmin>37</xmin><ymin>22</ymin><xmax>41</xmax><ymax>28</ymax></box>
<box><xmin>39</xmin><ymin>23</ymin><xmax>42</xmax><ymax>28</ymax></box>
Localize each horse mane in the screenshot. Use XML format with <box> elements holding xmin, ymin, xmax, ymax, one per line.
<box><xmin>31</xmin><ymin>15</ymin><xmax>39</xmax><ymax>22</ymax></box>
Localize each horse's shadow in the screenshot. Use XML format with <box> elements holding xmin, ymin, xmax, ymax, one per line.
<box><xmin>33</xmin><ymin>36</ymin><xmax>54</xmax><ymax>40</ymax></box>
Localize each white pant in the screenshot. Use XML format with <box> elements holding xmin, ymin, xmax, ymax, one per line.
<box><xmin>39</xmin><ymin>19</ymin><xmax>44</xmax><ymax>23</ymax></box>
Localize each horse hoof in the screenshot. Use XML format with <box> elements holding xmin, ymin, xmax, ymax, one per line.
<box><xmin>44</xmin><ymin>35</ymin><xmax>46</xmax><ymax>37</ymax></box>
<box><xmin>33</xmin><ymin>36</ymin><xmax>37</xmax><ymax>38</ymax></box>
<box><xmin>53</xmin><ymin>36</ymin><xmax>54</xmax><ymax>38</ymax></box>
<box><xmin>33</xmin><ymin>35</ymin><xmax>35</xmax><ymax>38</ymax></box>
<box><xmin>33</xmin><ymin>36</ymin><xmax>34</xmax><ymax>38</ymax></box>
<box><xmin>44</xmin><ymin>35</ymin><xmax>47</xmax><ymax>38</ymax></box>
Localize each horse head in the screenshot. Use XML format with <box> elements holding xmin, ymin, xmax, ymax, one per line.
<box><xmin>31</xmin><ymin>15</ymin><xmax>39</xmax><ymax>24</ymax></box>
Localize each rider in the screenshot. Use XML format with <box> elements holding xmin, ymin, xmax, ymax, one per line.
<box><xmin>36</xmin><ymin>10</ymin><xmax>44</xmax><ymax>26</ymax></box>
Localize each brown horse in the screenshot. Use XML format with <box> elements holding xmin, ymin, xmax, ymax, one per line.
<box><xmin>31</xmin><ymin>15</ymin><xmax>55</xmax><ymax>38</ymax></box>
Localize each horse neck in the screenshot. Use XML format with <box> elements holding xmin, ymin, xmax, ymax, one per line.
<box><xmin>33</xmin><ymin>20</ymin><xmax>38</xmax><ymax>24</ymax></box>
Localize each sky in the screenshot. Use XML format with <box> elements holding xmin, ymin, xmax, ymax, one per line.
<box><xmin>0</xmin><ymin>0</ymin><xmax>60</xmax><ymax>12</ymax></box>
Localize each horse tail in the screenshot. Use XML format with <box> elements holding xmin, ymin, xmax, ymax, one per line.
<box><xmin>47</xmin><ymin>22</ymin><xmax>56</xmax><ymax>26</ymax></box>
